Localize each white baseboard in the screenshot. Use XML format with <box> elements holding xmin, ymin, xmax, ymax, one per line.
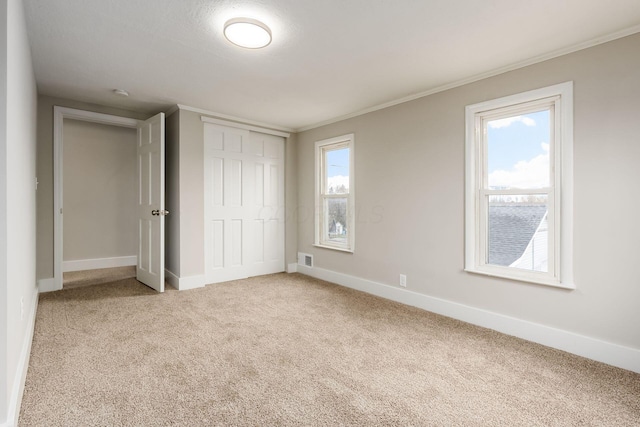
<box><xmin>287</xmin><ymin>263</ymin><xmax>298</xmax><ymax>273</ymax></box>
<box><xmin>62</xmin><ymin>256</ymin><xmax>137</xmax><ymax>272</ymax></box>
<box><xmin>37</xmin><ymin>277</ymin><xmax>60</xmax><ymax>293</ymax></box>
<box><xmin>164</xmin><ymin>269</ymin><xmax>179</xmax><ymax>289</ymax></box>
<box><xmin>2</xmin><ymin>289</ymin><xmax>38</xmax><ymax>427</ymax></box>
<box><xmin>297</xmin><ymin>265</ymin><xmax>640</xmax><ymax>374</ymax></box>
<box><xmin>164</xmin><ymin>269</ymin><xmax>206</xmax><ymax>291</ymax></box>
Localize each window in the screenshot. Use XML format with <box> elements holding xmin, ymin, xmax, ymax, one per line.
<box><xmin>465</xmin><ymin>82</ymin><xmax>574</xmax><ymax>288</ymax></box>
<box><xmin>315</xmin><ymin>134</ymin><xmax>355</xmax><ymax>252</ymax></box>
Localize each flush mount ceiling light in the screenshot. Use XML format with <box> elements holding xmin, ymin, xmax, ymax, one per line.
<box><xmin>223</xmin><ymin>18</ymin><xmax>272</xmax><ymax>49</ymax></box>
<box><xmin>113</xmin><ymin>89</ymin><xmax>129</xmax><ymax>97</ymax></box>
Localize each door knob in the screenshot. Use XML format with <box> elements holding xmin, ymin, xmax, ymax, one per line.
<box><xmin>161</xmin><ymin>210</ymin><xmax>170</xmax><ymax>216</ymax></box>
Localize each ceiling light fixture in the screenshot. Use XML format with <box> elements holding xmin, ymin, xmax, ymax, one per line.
<box><xmin>223</xmin><ymin>18</ymin><xmax>272</xmax><ymax>49</ymax></box>
<box><xmin>113</xmin><ymin>89</ymin><xmax>129</xmax><ymax>97</ymax></box>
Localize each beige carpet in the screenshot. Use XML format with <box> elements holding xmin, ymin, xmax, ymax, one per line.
<box><xmin>20</xmin><ymin>272</ymin><xmax>640</xmax><ymax>426</ymax></box>
<box><xmin>63</xmin><ymin>266</ymin><xmax>137</xmax><ymax>289</ymax></box>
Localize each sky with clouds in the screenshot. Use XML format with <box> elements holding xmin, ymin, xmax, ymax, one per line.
<box><xmin>487</xmin><ymin>110</ymin><xmax>550</xmax><ymax>190</ymax></box>
<box><xmin>327</xmin><ymin>147</ymin><xmax>350</xmax><ymax>192</ymax></box>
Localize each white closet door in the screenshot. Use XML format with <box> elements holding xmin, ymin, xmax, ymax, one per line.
<box><xmin>204</xmin><ymin>123</ymin><xmax>285</xmax><ymax>284</ymax></box>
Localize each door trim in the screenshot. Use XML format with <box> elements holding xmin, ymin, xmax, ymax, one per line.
<box><xmin>52</xmin><ymin>106</ymin><xmax>141</xmax><ymax>290</ymax></box>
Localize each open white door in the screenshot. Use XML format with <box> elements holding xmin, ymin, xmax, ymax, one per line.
<box><xmin>137</xmin><ymin>112</ymin><xmax>165</xmax><ymax>292</ymax></box>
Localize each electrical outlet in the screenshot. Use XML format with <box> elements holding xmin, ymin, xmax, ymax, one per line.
<box><xmin>20</xmin><ymin>297</ymin><xmax>24</xmax><ymax>320</ymax></box>
<box><xmin>399</xmin><ymin>274</ymin><xmax>407</xmax><ymax>287</ymax></box>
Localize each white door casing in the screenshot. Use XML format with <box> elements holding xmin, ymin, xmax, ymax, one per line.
<box><xmin>137</xmin><ymin>112</ymin><xmax>165</xmax><ymax>292</ymax></box>
<box><xmin>204</xmin><ymin>123</ymin><xmax>285</xmax><ymax>284</ymax></box>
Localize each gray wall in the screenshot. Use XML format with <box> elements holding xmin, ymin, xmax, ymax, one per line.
<box><xmin>62</xmin><ymin>120</ymin><xmax>137</xmax><ymax>262</ymax></box>
<box><xmin>296</xmin><ymin>33</ymin><xmax>640</xmax><ymax>350</ymax></box>
<box><xmin>165</xmin><ymin>110</ymin><xmax>180</xmax><ymax>275</ymax></box>
<box><xmin>1</xmin><ymin>0</ymin><xmax>38</xmax><ymax>423</ymax></box>
<box><xmin>177</xmin><ymin>110</ymin><xmax>205</xmax><ymax>278</ymax></box>
<box><xmin>36</xmin><ymin>96</ymin><xmax>149</xmax><ymax>280</ymax></box>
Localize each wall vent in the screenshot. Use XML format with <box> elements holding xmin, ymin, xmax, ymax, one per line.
<box><xmin>297</xmin><ymin>252</ymin><xmax>313</xmax><ymax>268</ymax></box>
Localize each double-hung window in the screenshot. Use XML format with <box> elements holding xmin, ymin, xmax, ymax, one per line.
<box><xmin>465</xmin><ymin>82</ymin><xmax>574</xmax><ymax>288</ymax></box>
<box><xmin>315</xmin><ymin>134</ymin><xmax>355</xmax><ymax>252</ymax></box>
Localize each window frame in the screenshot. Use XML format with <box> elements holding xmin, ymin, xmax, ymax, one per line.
<box><xmin>314</xmin><ymin>134</ymin><xmax>355</xmax><ymax>252</ymax></box>
<box><xmin>464</xmin><ymin>82</ymin><xmax>574</xmax><ymax>289</ymax></box>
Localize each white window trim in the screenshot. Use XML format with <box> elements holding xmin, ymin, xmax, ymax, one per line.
<box><xmin>464</xmin><ymin>82</ymin><xmax>574</xmax><ymax>289</ymax></box>
<box><xmin>314</xmin><ymin>133</ymin><xmax>355</xmax><ymax>252</ymax></box>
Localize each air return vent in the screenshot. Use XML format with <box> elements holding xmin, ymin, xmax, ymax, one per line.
<box><xmin>297</xmin><ymin>252</ymin><xmax>313</xmax><ymax>268</ymax></box>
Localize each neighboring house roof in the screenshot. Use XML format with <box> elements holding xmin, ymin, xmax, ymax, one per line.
<box><xmin>510</xmin><ymin>213</ymin><xmax>548</xmax><ymax>272</ymax></box>
<box><xmin>488</xmin><ymin>204</ymin><xmax>547</xmax><ymax>267</ymax></box>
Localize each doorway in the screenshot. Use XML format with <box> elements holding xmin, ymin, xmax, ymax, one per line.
<box><xmin>53</xmin><ymin>107</ymin><xmax>141</xmax><ymax>290</ymax></box>
<box><xmin>62</xmin><ymin>119</ymin><xmax>137</xmax><ymax>278</ymax></box>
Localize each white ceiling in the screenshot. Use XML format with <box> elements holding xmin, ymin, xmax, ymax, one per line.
<box><xmin>24</xmin><ymin>0</ymin><xmax>640</xmax><ymax>131</ymax></box>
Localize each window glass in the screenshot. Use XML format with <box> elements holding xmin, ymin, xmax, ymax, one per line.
<box><xmin>488</xmin><ymin>195</ymin><xmax>548</xmax><ymax>272</ymax></box>
<box><xmin>325</xmin><ymin>147</ymin><xmax>349</xmax><ymax>194</ymax></box>
<box><xmin>325</xmin><ymin>197</ymin><xmax>348</xmax><ymax>244</ymax></box>
<box><xmin>487</xmin><ymin>110</ymin><xmax>550</xmax><ymax>190</ymax></box>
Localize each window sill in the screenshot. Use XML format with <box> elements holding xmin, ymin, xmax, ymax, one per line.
<box><xmin>464</xmin><ymin>267</ymin><xmax>575</xmax><ymax>290</ymax></box>
<box><xmin>313</xmin><ymin>243</ymin><xmax>354</xmax><ymax>254</ymax></box>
